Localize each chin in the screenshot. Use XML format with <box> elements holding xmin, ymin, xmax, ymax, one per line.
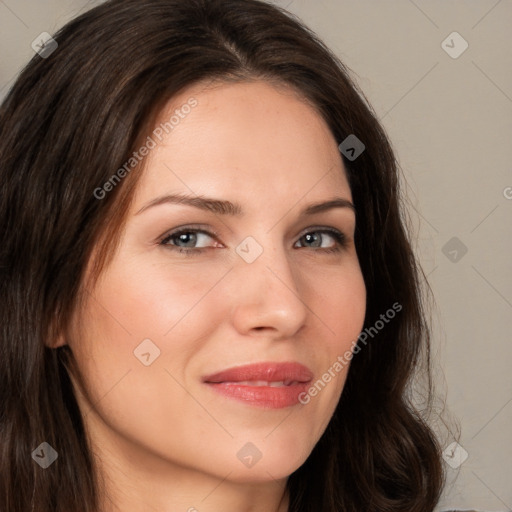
<box><xmin>230</xmin><ymin>445</ymin><xmax>312</xmax><ymax>483</ymax></box>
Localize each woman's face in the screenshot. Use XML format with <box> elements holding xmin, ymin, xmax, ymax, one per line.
<box><xmin>66</xmin><ymin>80</ymin><xmax>366</xmax><ymax>489</ymax></box>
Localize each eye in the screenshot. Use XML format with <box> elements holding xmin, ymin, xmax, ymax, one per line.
<box><xmin>160</xmin><ymin>228</ymin><xmax>219</xmax><ymax>255</ymax></box>
<box><xmin>294</xmin><ymin>228</ymin><xmax>347</xmax><ymax>253</ymax></box>
<box><xmin>159</xmin><ymin>226</ymin><xmax>348</xmax><ymax>256</ymax></box>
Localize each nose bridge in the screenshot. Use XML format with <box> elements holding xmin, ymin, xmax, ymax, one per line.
<box><xmin>237</xmin><ymin>232</ymin><xmax>297</xmax><ymax>289</ymax></box>
<box><xmin>229</xmin><ymin>232</ymin><xmax>308</xmax><ymax>335</ymax></box>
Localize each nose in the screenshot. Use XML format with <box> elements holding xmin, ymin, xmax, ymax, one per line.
<box><xmin>229</xmin><ymin>240</ymin><xmax>309</xmax><ymax>339</ymax></box>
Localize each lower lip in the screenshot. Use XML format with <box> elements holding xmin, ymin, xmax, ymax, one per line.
<box><xmin>205</xmin><ymin>382</ymin><xmax>310</xmax><ymax>409</ymax></box>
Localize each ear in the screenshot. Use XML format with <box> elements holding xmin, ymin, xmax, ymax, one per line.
<box><xmin>46</xmin><ymin>332</ymin><xmax>67</xmax><ymax>349</ymax></box>
<box><xmin>45</xmin><ymin>315</ymin><xmax>68</xmax><ymax>349</ymax></box>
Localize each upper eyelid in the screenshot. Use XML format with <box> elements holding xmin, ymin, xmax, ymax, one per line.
<box><xmin>159</xmin><ymin>226</ymin><xmax>220</xmax><ymax>243</ymax></box>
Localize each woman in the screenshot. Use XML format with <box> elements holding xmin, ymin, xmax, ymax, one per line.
<box><xmin>0</xmin><ymin>0</ymin><xmax>445</xmax><ymax>510</ymax></box>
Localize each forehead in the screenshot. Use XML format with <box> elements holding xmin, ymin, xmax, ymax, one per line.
<box><xmin>131</xmin><ymin>79</ymin><xmax>351</xmax><ymax>210</ymax></box>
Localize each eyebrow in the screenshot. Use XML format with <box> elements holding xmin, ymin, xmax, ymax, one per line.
<box><xmin>135</xmin><ymin>193</ymin><xmax>355</xmax><ymax>216</ymax></box>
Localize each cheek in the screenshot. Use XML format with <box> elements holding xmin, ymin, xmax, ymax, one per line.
<box><xmin>89</xmin><ymin>254</ymin><xmax>225</xmax><ymax>335</ymax></box>
<box><xmin>309</xmin><ymin>262</ymin><xmax>366</xmax><ymax>403</ymax></box>
<box><xmin>315</xmin><ymin>260</ymin><xmax>367</xmax><ymax>348</ymax></box>
<box><xmin>66</xmin><ymin>261</ymin><xmax>224</xmax><ymax>450</ymax></box>
<box><xmin>69</xmin><ymin>258</ymin><xmax>228</xmax><ymax>384</ymax></box>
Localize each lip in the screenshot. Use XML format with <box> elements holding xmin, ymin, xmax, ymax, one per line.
<box><xmin>202</xmin><ymin>362</ymin><xmax>313</xmax><ymax>409</ymax></box>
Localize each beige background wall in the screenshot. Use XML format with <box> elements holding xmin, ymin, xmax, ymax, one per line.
<box><xmin>1</xmin><ymin>1</ymin><xmax>510</xmax><ymax>510</ymax></box>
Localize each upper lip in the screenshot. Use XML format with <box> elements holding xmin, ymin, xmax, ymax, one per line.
<box><xmin>202</xmin><ymin>362</ymin><xmax>313</xmax><ymax>384</ymax></box>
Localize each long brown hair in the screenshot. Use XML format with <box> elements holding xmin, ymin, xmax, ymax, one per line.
<box><xmin>0</xmin><ymin>0</ymin><xmax>445</xmax><ymax>510</ymax></box>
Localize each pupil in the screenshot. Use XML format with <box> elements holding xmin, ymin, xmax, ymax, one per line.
<box><xmin>178</xmin><ymin>232</ymin><xmax>196</xmax><ymax>247</ymax></box>
<box><xmin>305</xmin><ymin>233</ymin><xmax>320</xmax><ymax>247</ymax></box>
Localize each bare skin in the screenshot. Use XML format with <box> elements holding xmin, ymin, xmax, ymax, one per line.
<box><xmin>58</xmin><ymin>80</ymin><xmax>366</xmax><ymax>512</ymax></box>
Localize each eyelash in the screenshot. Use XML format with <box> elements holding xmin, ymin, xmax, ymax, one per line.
<box><xmin>159</xmin><ymin>226</ymin><xmax>348</xmax><ymax>256</ymax></box>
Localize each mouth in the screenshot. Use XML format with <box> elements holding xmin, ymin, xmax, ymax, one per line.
<box><xmin>202</xmin><ymin>362</ymin><xmax>313</xmax><ymax>409</ymax></box>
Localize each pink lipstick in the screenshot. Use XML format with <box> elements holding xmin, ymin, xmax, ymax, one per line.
<box><xmin>202</xmin><ymin>362</ymin><xmax>313</xmax><ymax>409</ymax></box>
